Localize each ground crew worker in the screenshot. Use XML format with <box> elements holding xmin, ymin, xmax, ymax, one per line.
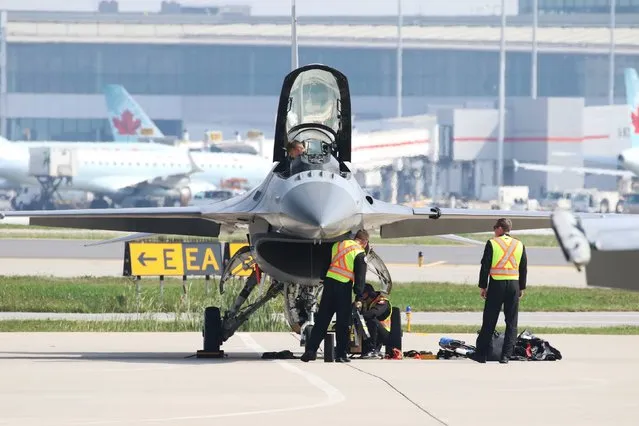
<box><xmin>359</xmin><ymin>283</ymin><xmax>391</xmax><ymax>359</ymax></box>
<box><xmin>474</xmin><ymin>218</ymin><xmax>527</xmax><ymax>364</ymax></box>
<box><xmin>301</xmin><ymin>229</ymin><xmax>369</xmax><ymax>363</ymax></box>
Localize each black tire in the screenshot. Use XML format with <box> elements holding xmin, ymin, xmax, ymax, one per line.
<box><xmin>600</xmin><ymin>200</ymin><xmax>609</xmax><ymax>213</ymax></box>
<box><xmin>203</xmin><ymin>306</ymin><xmax>222</xmax><ymax>352</ymax></box>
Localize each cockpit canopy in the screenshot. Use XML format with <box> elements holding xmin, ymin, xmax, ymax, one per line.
<box><xmin>286</xmin><ymin>69</ymin><xmax>342</xmax><ymax>135</ymax></box>
<box><xmin>272</xmin><ymin>64</ymin><xmax>352</xmax><ymax>167</ymax></box>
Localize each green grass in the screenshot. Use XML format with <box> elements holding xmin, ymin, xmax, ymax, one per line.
<box><xmin>0</xmin><ymin>223</ymin><xmax>559</xmax><ymax>246</ymax></box>
<box><xmin>391</xmin><ymin>282</ymin><xmax>639</xmax><ymax>312</ymax></box>
<box><xmin>0</xmin><ymin>276</ymin><xmax>288</xmax><ymax>332</ymax></box>
<box><xmin>407</xmin><ymin>324</ymin><xmax>639</xmax><ymax>335</ymax></box>
<box><xmin>2</xmin><ymin>276</ymin><xmax>639</xmax><ymax>314</ymax></box>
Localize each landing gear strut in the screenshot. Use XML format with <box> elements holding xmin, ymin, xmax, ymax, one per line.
<box><xmin>196</xmin><ymin>266</ymin><xmax>284</xmax><ymax>358</ymax></box>
<box><xmin>195</xmin><ymin>246</ymin><xmax>394</xmax><ymax>359</ymax></box>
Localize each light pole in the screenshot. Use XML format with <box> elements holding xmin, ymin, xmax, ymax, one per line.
<box><xmin>531</xmin><ymin>0</ymin><xmax>538</xmax><ymax>99</ymax></box>
<box><xmin>291</xmin><ymin>0</ymin><xmax>299</xmax><ymax>70</ymax></box>
<box><xmin>608</xmin><ymin>0</ymin><xmax>616</xmax><ymax>105</ymax></box>
<box><xmin>396</xmin><ymin>0</ymin><xmax>403</xmax><ymax>117</ymax></box>
<box><xmin>497</xmin><ymin>0</ymin><xmax>506</xmax><ymax>187</ymax></box>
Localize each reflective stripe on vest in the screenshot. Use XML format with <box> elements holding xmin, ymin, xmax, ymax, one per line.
<box><xmin>325</xmin><ymin>240</ymin><xmax>364</xmax><ymax>283</ymax></box>
<box><xmin>489</xmin><ymin>236</ymin><xmax>523</xmax><ymax>280</ymax></box>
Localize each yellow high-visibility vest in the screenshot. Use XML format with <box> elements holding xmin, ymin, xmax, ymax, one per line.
<box><xmin>325</xmin><ymin>240</ymin><xmax>364</xmax><ymax>283</ymax></box>
<box><xmin>489</xmin><ymin>235</ymin><xmax>523</xmax><ymax>280</ymax></box>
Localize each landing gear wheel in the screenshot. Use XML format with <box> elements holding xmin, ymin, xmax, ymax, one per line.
<box><xmin>196</xmin><ymin>306</ymin><xmax>225</xmax><ymax>358</ymax></box>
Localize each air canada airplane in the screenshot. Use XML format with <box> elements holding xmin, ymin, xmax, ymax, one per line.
<box><xmin>0</xmin><ymin>137</ymin><xmax>270</xmax><ymax>208</ymax></box>
<box><xmin>513</xmin><ymin>68</ymin><xmax>639</xmax><ymax>179</ymax></box>
<box><xmin>0</xmin><ymin>64</ymin><xmax>614</xmax><ymax>352</ymax></box>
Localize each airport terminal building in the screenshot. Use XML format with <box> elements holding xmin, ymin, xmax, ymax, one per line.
<box><xmin>0</xmin><ymin>2</ymin><xmax>638</xmax><ymax>199</ymax></box>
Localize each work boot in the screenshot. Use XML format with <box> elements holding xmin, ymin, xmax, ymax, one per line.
<box><xmin>471</xmin><ymin>352</ymin><xmax>486</xmax><ymax>363</ymax></box>
<box><xmin>300</xmin><ymin>351</ymin><xmax>317</xmax><ymax>362</ymax></box>
<box><xmin>499</xmin><ymin>356</ymin><xmax>509</xmax><ymax>364</ymax></box>
<box><xmin>335</xmin><ymin>355</ymin><xmax>351</xmax><ymax>363</ymax></box>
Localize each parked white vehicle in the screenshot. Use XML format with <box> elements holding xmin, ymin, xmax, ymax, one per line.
<box><xmin>571</xmin><ymin>189</ymin><xmax>623</xmax><ymax>213</ymax></box>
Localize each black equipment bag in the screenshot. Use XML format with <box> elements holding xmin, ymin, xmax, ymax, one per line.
<box><xmin>438</xmin><ymin>329</ymin><xmax>562</xmax><ymax>361</ymax></box>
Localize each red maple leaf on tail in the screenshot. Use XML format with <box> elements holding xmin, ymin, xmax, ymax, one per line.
<box><xmin>632</xmin><ymin>107</ymin><xmax>639</xmax><ymax>135</ymax></box>
<box><xmin>112</xmin><ymin>110</ymin><xmax>141</xmax><ymax>135</ymax></box>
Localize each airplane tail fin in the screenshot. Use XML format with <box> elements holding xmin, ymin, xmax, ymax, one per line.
<box><xmin>103</xmin><ymin>84</ymin><xmax>165</xmax><ymax>142</ymax></box>
<box><xmin>624</xmin><ymin>67</ymin><xmax>639</xmax><ymax>148</ymax></box>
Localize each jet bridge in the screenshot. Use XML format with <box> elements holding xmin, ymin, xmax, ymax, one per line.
<box><xmin>28</xmin><ymin>147</ymin><xmax>78</xmax><ymax>209</ymax></box>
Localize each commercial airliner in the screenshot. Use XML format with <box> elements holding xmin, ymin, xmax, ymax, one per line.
<box><xmin>104</xmin><ymin>84</ymin><xmax>432</xmax><ymax>169</ymax></box>
<box><xmin>0</xmin><ymin>137</ymin><xmax>272</xmax><ymax>208</ymax></box>
<box><xmin>514</xmin><ymin>68</ymin><xmax>639</xmax><ymax>179</ymax></box>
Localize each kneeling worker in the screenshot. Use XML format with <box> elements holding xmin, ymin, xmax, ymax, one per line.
<box><xmin>301</xmin><ymin>230</ymin><xmax>369</xmax><ymax>363</ymax></box>
<box><xmin>359</xmin><ymin>283</ymin><xmax>391</xmax><ymax>359</ymax></box>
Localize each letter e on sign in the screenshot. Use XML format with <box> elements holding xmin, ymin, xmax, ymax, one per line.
<box><xmin>185</xmin><ymin>247</ymin><xmax>200</xmax><ymax>271</ymax></box>
<box><xmin>128</xmin><ymin>243</ymin><xmax>184</xmax><ymax>276</ymax></box>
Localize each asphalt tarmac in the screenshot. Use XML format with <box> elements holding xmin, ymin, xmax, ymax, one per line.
<box><xmin>1</xmin><ymin>332</ymin><xmax>638</xmax><ymax>426</ymax></box>
<box><xmin>0</xmin><ymin>239</ymin><xmax>568</xmax><ymax>265</ymax></box>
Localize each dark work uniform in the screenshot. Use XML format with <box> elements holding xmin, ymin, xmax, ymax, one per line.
<box><xmin>475</xmin><ymin>234</ymin><xmax>527</xmax><ymax>361</ymax></box>
<box><xmin>303</xmin><ymin>250</ymin><xmax>367</xmax><ymax>360</ymax></box>
<box><xmin>361</xmin><ymin>293</ymin><xmax>391</xmax><ymax>354</ymax></box>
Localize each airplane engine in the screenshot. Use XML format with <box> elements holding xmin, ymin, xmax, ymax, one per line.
<box><xmin>179</xmin><ymin>186</ymin><xmax>192</xmax><ymax>206</ymax></box>
<box><xmin>254</xmin><ymin>238</ymin><xmax>334</xmax><ymax>285</ymax></box>
<box><xmin>253</xmin><ymin>236</ymin><xmax>394</xmax><ymax>290</ymax></box>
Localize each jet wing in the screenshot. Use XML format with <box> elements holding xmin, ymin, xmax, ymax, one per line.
<box><xmin>0</xmin><ymin>184</ymin><xmax>264</xmax><ymax>237</ymax></box>
<box><xmin>365</xmin><ymin>199</ymin><xmax>557</xmax><ymax>238</ymax></box>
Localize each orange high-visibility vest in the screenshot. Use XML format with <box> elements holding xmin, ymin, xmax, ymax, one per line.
<box><xmin>325</xmin><ymin>240</ymin><xmax>364</xmax><ymax>283</ymax></box>
<box><xmin>489</xmin><ymin>235</ymin><xmax>523</xmax><ymax>280</ymax></box>
<box><xmin>366</xmin><ymin>294</ymin><xmax>392</xmax><ymax>332</ymax></box>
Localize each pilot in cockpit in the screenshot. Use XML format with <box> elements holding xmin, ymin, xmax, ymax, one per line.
<box><xmin>286</xmin><ymin>139</ymin><xmax>305</xmax><ymax>160</ymax></box>
<box><xmin>289</xmin><ymin>137</ymin><xmax>338</xmax><ymax>176</ymax></box>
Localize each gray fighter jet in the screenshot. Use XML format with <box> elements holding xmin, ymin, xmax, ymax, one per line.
<box><xmin>0</xmin><ymin>64</ymin><xmax>599</xmax><ymax>352</ymax></box>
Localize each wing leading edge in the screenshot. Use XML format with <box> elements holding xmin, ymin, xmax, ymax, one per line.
<box><xmin>377</xmin><ymin>207</ymin><xmax>555</xmax><ymax>238</ymax></box>
<box><xmin>0</xmin><ymin>206</ymin><xmax>222</xmax><ymax>237</ymax></box>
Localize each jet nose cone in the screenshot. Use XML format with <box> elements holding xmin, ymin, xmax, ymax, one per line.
<box><xmin>280</xmin><ymin>181</ymin><xmax>358</xmax><ymax>238</ymax></box>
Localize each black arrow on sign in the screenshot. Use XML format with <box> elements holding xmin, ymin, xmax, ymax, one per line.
<box><xmin>138</xmin><ymin>252</ymin><xmax>158</xmax><ymax>266</ymax></box>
